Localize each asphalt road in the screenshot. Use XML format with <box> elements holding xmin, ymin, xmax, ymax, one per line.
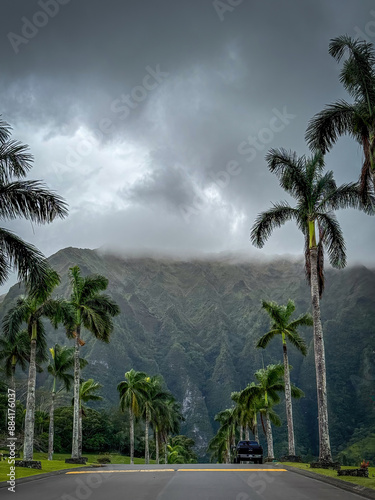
<box><xmin>3</xmin><ymin>463</ymin><xmax>370</xmax><ymax>500</ymax></box>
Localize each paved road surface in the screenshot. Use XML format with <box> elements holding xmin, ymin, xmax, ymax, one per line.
<box><xmin>3</xmin><ymin>463</ymin><xmax>370</xmax><ymax>499</ymax></box>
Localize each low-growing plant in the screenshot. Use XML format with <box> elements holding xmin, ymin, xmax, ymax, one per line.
<box><xmin>96</xmin><ymin>455</ymin><xmax>111</xmax><ymax>464</ymax></box>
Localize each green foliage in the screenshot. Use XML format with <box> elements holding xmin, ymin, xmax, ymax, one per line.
<box><xmin>96</xmin><ymin>455</ymin><xmax>112</xmax><ymax>464</ymax></box>
<box><xmin>1</xmin><ymin>249</ymin><xmax>375</xmax><ymax>459</ymax></box>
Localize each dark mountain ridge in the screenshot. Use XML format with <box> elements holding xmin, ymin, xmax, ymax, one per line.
<box><xmin>1</xmin><ymin>247</ymin><xmax>374</xmax><ymax>460</ymax></box>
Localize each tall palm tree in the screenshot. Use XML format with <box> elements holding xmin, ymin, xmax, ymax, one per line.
<box><xmin>0</xmin><ymin>116</ymin><xmax>67</xmax><ymax>290</ymax></box>
<box><xmin>63</xmin><ymin>265</ymin><xmax>119</xmax><ymax>459</ymax></box>
<box><xmin>240</xmin><ymin>364</ymin><xmax>303</xmax><ymax>460</ymax></box>
<box><xmin>257</xmin><ymin>299</ymin><xmax>312</xmax><ymax>456</ymax></box>
<box><xmin>47</xmin><ymin>344</ymin><xmax>75</xmax><ymax>460</ymax></box>
<box><xmin>141</xmin><ymin>375</ymin><xmax>170</xmax><ymax>464</ymax></box>
<box><xmin>151</xmin><ymin>392</ymin><xmax>179</xmax><ymax>464</ymax></box>
<box><xmin>251</xmin><ymin>148</ymin><xmax>372</xmax><ymax>462</ymax></box>
<box><xmin>77</xmin><ymin>379</ymin><xmax>102</xmax><ymax>456</ymax></box>
<box><xmin>2</xmin><ymin>270</ymin><xmax>62</xmax><ymax>461</ymax></box>
<box><xmin>117</xmin><ymin>369</ymin><xmax>149</xmax><ymax>464</ymax></box>
<box><xmin>306</xmin><ymin>35</ymin><xmax>375</xmax><ymax>202</ymax></box>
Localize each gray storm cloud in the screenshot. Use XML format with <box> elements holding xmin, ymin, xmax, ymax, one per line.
<box><xmin>0</xmin><ymin>0</ymin><xmax>374</xmax><ymax>293</ymax></box>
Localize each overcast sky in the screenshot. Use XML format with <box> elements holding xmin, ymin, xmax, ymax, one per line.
<box><xmin>1</xmin><ymin>0</ymin><xmax>374</xmax><ymax>290</ymax></box>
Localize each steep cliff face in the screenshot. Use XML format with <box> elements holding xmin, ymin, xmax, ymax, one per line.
<box><xmin>1</xmin><ymin>247</ymin><xmax>374</xmax><ymax>459</ymax></box>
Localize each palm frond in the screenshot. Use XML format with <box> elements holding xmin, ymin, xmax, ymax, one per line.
<box><xmin>317</xmin><ymin>212</ymin><xmax>346</xmax><ymax>268</ymax></box>
<box><xmin>256</xmin><ymin>329</ymin><xmax>279</xmax><ymax>349</ymax></box>
<box><xmin>251</xmin><ymin>202</ymin><xmax>298</xmax><ymax>248</ymax></box>
<box><xmin>284</xmin><ymin>328</ymin><xmax>308</xmax><ymax>356</ymax></box>
<box><xmin>305</xmin><ymin>100</ymin><xmax>357</xmax><ymax>152</ymax></box>
<box><xmin>0</xmin><ymin>181</ymin><xmax>68</xmax><ymax>222</ymax></box>
<box><xmin>0</xmin><ymin>140</ymin><xmax>33</xmax><ymax>181</ymax></box>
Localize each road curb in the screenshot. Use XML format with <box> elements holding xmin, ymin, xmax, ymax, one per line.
<box><xmin>281</xmin><ymin>464</ymin><xmax>375</xmax><ymax>500</ymax></box>
<box><xmin>0</xmin><ymin>465</ymin><xmax>98</xmax><ymax>489</ymax></box>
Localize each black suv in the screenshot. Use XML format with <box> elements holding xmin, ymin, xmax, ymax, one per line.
<box><xmin>233</xmin><ymin>440</ymin><xmax>263</xmax><ymax>464</ymax></box>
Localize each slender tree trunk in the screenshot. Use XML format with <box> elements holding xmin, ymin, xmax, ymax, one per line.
<box><xmin>129</xmin><ymin>407</ymin><xmax>134</xmax><ymax>465</ymax></box>
<box><xmin>145</xmin><ymin>408</ymin><xmax>150</xmax><ymax>464</ymax></box>
<box><xmin>48</xmin><ymin>389</ymin><xmax>56</xmax><ymax>461</ymax></box>
<box><xmin>155</xmin><ymin>429</ymin><xmax>159</xmax><ymax>464</ymax></box>
<box><xmin>11</xmin><ymin>360</ymin><xmax>16</xmax><ymax>394</ymax></box>
<box><xmin>79</xmin><ymin>407</ymin><xmax>83</xmax><ymax>457</ymax></box>
<box><xmin>265</xmin><ymin>412</ymin><xmax>274</xmax><ymax>460</ymax></box>
<box><xmin>253</xmin><ymin>416</ymin><xmax>259</xmax><ymax>442</ymax></box>
<box><xmin>23</xmin><ymin>326</ymin><xmax>37</xmax><ymax>461</ymax></box>
<box><xmin>72</xmin><ymin>328</ymin><xmax>81</xmax><ymax>458</ymax></box>
<box><xmin>282</xmin><ymin>336</ymin><xmax>296</xmax><ymax>456</ymax></box>
<box><xmin>245</xmin><ymin>426</ymin><xmax>250</xmax><ymax>440</ymax></box>
<box><xmin>239</xmin><ymin>425</ymin><xmax>243</xmax><ymax>441</ymax></box>
<box><xmin>164</xmin><ymin>442</ymin><xmax>168</xmax><ymax>465</ymax></box>
<box><xmin>310</xmin><ymin>246</ymin><xmax>332</xmax><ymax>462</ymax></box>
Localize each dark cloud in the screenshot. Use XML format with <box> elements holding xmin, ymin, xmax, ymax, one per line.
<box><xmin>0</xmin><ymin>0</ymin><xmax>374</xmax><ymax>293</ymax></box>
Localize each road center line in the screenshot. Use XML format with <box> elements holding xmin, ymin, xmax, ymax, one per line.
<box><xmin>66</xmin><ymin>468</ymin><xmax>287</xmax><ymax>474</ymax></box>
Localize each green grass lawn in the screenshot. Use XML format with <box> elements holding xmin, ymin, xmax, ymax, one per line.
<box><xmin>0</xmin><ymin>452</ymin><xmax>155</xmax><ymax>481</ymax></box>
<box><xmin>281</xmin><ymin>462</ymin><xmax>375</xmax><ymax>491</ymax></box>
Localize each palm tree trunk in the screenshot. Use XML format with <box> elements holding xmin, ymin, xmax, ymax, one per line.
<box><xmin>282</xmin><ymin>337</ymin><xmax>296</xmax><ymax>455</ymax></box>
<box><xmin>79</xmin><ymin>407</ymin><xmax>83</xmax><ymax>457</ymax></box>
<box><xmin>253</xmin><ymin>416</ymin><xmax>259</xmax><ymax>442</ymax></box>
<box><xmin>239</xmin><ymin>425</ymin><xmax>243</xmax><ymax>441</ymax></box>
<box><xmin>72</xmin><ymin>329</ymin><xmax>81</xmax><ymax>458</ymax></box>
<box><xmin>23</xmin><ymin>326</ymin><xmax>37</xmax><ymax>461</ymax></box>
<box><xmin>129</xmin><ymin>407</ymin><xmax>134</xmax><ymax>465</ymax></box>
<box><xmin>245</xmin><ymin>426</ymin><xmax>250</xmax><ymax>440</ymax></box>
<box><xmin>145</xmin><ymin>408</ymin><xmax>150</xmax><ymax>464</ymax></box>
<box><xmin>265</xmin><ymin>412</ymin><xmax>274</xmax><ymax>460</ymax></box>
<box><xmin>164</xmin><ymin>438</ymin><xmax>168</xmax><ymax>464</ymax></box>
<box><xmin>310</xmin><ymin>246</ymin><xmax>332</xmax><ymax>462</ymax></box>
<box><xmin>155</xmin><ymin>429</ymin><xmax>159</xmax><ymax>464</ymax></box>
<box><xmin>48</xmin><ymin>390</ymin><xmax>56</xmax><ymax>460</ymax></box>
<box><xmin>11</xmin><ymin>360</ymin><xmax>16</xmax><ymax>394</ymax></box>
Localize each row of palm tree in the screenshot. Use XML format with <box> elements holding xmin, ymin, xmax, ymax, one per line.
<box><xmin>117</xmin><ymin>369</ymin><xmax>183</xmax><ymax>464</ymax></box>
<box><xmin>0</xmin><ymin>265</ymin><xmax>119</xmax><ymax>461</ymax></box>
<box><xmin>208</xmin><ymin>298</ymin><xmax>310</xmax><ymax>463</ymax></box>
<box><xmin>208</xmin><ymin>362</ymin><xmax>303</xmax><ymax>463</ymax></box>
<box><xmin>250</xmin><ymin>34</ymin><xmax>375</xmax><ymax>463</ymax></box>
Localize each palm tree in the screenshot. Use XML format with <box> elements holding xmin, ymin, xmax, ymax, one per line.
<box><xmin>2</xmin><ymin>270</ymin><xmax>62</xmax><ymax>461</ymax></box>
<box><xmin>207</xmin><ymin>425</ymin><xmax>231</xmax><ymax>463</ymax></box>
<box><xmin>47</xmin><ymin>344</ymin><xmax>75</xmax><ymax>460</ymax></box>
<box><xmin>257</xmin><ymin>299</ymin><xmax>312</xmax><ymax>457</ymax></box>
<box><xmin>214</xmin><ymin>408</ymin><xmax>237</xmax><ymax>464</ymax></box>
<box><xmin>0</xmin><ymin>116</ymin><xmax>67</xmax><ymax>290</ymax></box>
<box><xmin>0</xmin><ymin>330</ymin><xmax>30</xmax><ymax>393</ymax></box>
<box><xmin>117</xmin><ymin>369</ymin><xmax>149</xmax><ymax>464</ymax></box>
<box><xmin>141</xmin><ymin>375</ymin><xmax>170</xmax><ymax>464</ymax></box>
<box><xmin>63</xmin><ymin>265</ymin><xmax>120</xmax><ymax>459</ymax></box>
<box><xmin>306</xmin><ymin>35</ymin><xmax>375</xmax><ymax>202</ymax></box>
<box><xmin>159</xmin><ymin>397</ymin><xmax>182</xmax><ymax>464</ymax></box>
<box><xmin>251</xmin><ymin>148</ymin><xmax>372</xmax><ymax>462</ymax></box>
<box><xmin>240</xmin><ymin>364</ymin><xmax>303</xmax><ymax>460</ymax></box>
<box><xmin>77</xmin><ymin>379</ymin><xmax>102</xmax><ymax>456</ymax></box>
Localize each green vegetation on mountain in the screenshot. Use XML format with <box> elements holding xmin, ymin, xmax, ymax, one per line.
<box><xmin>1</xmin><ymin>247</ymin><xmax>374</xmax><ymax>462</ymax></box>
